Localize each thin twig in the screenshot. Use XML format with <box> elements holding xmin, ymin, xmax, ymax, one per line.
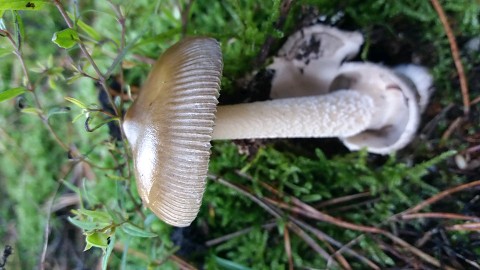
<box><xmin>441</xmin><ymin>116</ymin><xmax>463</xmax><ymax>142</ymax></box>
<box><xmin>285</xmin><ymin>222</ymin><xmax>336</xmax><ymax>267</ymax></box>
<box><xmin>205</xmin><ymin>222</ymin><xmax>277</xmax><ymax>247</ymax></box>
<box><xmin>471</xmin><ymin>95</ymin><xmax>480</xmax><ymax>105</ymax></box>
<box><xmin>52</xmin><ymin>0</ymin><xmax>119</xmax><ymax>117</ymax></box>
<box><xmin>430</xmin><ymin>0</ymin><xmax>470</xmax><ymax>115</ymax></box>
<box><xmin>275</xmin><ymin>194</ymin><xmax>455</xmax><ymax>269</ymax></box>
<box><xmin>39</xmin><ymin>182</ymin><xmax>62</xmax><ymax>270</ymax></box>
<box><xmin>284</xmin><ymin>224</ymin><xmax>294</xmax><ymax>270</ymax></box>
<box><xmin>5</xmin><ymin>30</ymin><xmax>70</xmax><ymax>151</ymax></box>
<box><xmin>179</xmin><ymin>0</ymin><xmax>195</xmax><ymax>36</ymax></box>
<box><xmin>382</xmin><ymin>231</ymin><xmax>455</xmax><ymax>270</ymax></box>
<box><xmin>297</xmin><ymin>221</ymin><xmax>379</xmax><ymax>270</ymax></box>
<box><xmin>209</xmin><ymin>175</ymin><xmax>339</xmax><ymax>266</ymax></box>
<box><xmin>53</xmin><ymin>0</ymin><xmax>103</xmax><ymax>81</ymax></box>
<box><xmin>315</xmin><ymin>192</ymin><xmax>371</xmax><ymax>208</ymax></box>
<box><xmin>376</xmin><ymin>239</ymin><xmax>424</xmax><ymax>269</ymax></box>
<box><xmin>399</xmin><ymin>212</ymin><xmax>479</xmax><ymax>221</ymax></box>
<box><xmin>283</xmin><ymin>210</ymin><xmax>380</xmax><ymax>269</ymax></box>
<box><xmin>446</xmin><ymin>222</ymin><xmax>480</xmax><ymax>231</ymax></box>
<box><xmin>236</xmin><ymin>171</ymin><xmax>457</xmax><ymax>269</ymax></box>
<box><xmin>400</xmin><ymin>179</ymin><xmax>480</xmax><ymax>215</ymax></box>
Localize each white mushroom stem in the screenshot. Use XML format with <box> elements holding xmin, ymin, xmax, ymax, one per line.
<box><xmin>212</xmin><ymin>90</ymin><xmax>374</xmax><ymax>140</ymax></box>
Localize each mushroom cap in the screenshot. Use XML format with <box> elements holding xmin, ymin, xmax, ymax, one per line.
<box><xmin>331</xmin><ymin>62</ymin><xmax>422</xmax><ymax>154</ymax></box>
<box><xmin>123</xmin><ymin>37</ymin><xmax>223</xmax><ymax>227</ymax></box>
<box><xmin>269</xmin><ymin>24</ymin><xmax>364</xmax><ymax>98</ymax></box>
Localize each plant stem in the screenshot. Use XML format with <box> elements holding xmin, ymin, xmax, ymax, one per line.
<box><xmin>6</xmin><ymin>30</ymin><xmax>70</xmax><ymax>151</ymax></box>
<box><xmin>52</xmin><ymin>0</ymin><xmax>120</xmax><ymax>117</ymax></box>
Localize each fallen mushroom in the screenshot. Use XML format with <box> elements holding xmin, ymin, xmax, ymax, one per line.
<box><xmin>269</xmin><ymin>23</ymin><xmax>364</xmax><ymax>99</ymax></box>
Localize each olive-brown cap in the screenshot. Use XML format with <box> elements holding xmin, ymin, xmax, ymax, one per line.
<box><xmin>123</xmin><ymin>37</ymin><xmax>223</xmax><ymax>227</ymax></box>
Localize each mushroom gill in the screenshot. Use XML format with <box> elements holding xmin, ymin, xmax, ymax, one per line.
<box><xmin>123</xmin><ymin>37</ymin><xmax>223</xmax><ymax>227</ymax></box>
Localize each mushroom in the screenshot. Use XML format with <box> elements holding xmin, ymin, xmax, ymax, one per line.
<box><xmin>123</xmin><ymin>36</ymin><xmax>432</xmax><ymax>227</ymax></box>
<box><xmin>123</xmin><ymin>37</ymin><xmax>375</xmax><ymax>227</ymax></box>
<box><xmin>268</xmin><ymin>24</ymin><xmax>364</xmax><ymax>99</ymax></box>
<box><xmin>123</xmin><ymin>37</ymin><xmax>223</xmax><ymax>227</ymax></box>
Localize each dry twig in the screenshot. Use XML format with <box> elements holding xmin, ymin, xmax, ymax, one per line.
<box><xmin>447</xmin><ymin>222</ymin><xmax>480</xmax><ymax>231</ymax></box>
<box><xmin>205</xmin><ymin>222</ymin><xmax>277</xmax><ymax>247</ymax></box>
<box><xmin>209</xmin><ymin>175</ymin><xmax>339</xmax><ymax>267</ymax></box>
<box><xmin>235</xmin><ymin>171</ymin><xmax>457</xmax><ymax>269</ymax></box>
<box><xmin>283</xmin><ymin>224</ymin><xmax>294</xmax><ymax>270</ymax></box>
<box><xmin>399</xmin><ymin>212</ymin><xmax>479</xmax><ymax>221</ymax></box>
<box><xmin>430</xmin><ymin>0</ymin><xmax>470</xmax><ymax>115</ymax></box>
<box><xmin>400</xmin><ymin>179</ymin><xmax>480</xmax><ymax>215</ymax></box>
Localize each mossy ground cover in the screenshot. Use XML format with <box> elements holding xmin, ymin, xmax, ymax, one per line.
<box><xmin>0</xmin><ymin>0</ymin><xmax>479</xmax><ymax>269</ymax></box>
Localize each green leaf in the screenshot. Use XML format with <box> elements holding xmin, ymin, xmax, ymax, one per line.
<box><xmin>68</xmin><ymin>216</ymin><xmax>110</xmax><ymax>231</ymax></box>
<box><xmin>85</xmin><ymin>232</ymin><xmax>109</xmax><ymax>251</ymax></box>
<box><xmin>121</xmin><ymin>223</ymin><xmax>157</xmax><ymax>238</ymax></box>
<box><xmin>71</xmin><ymin>112</ymin><xmax>84</xmax><ymax>123</ymax></box>
<box><xmin>67</xmin><ymin>11</ymin><xmax>101</xmax><ymax>41</ymax></box>
<box><xmin>214</xmin><ymin>256</ymin><xmax>252</xmax><ymax>270</ymax></box>
<box><xmin>52</xmin><ymin>28</ymin><xmax>79</xmax><ymax>49</ymax></box>
<box><xmin>47</xmin><ymin>106</ymin><xmax>71</xmax><ymax>119</ymax></box>
<box><xmin>61</xmin><ymin>179</ymin><xmax>81</xmax><ymax>194</ymax></box>
<box><xmin>0</xmin><ymin>0</ymin><xmax>51</xmax><ymax>10</ymax></box>
<box><xmin>0</xmin><ymin>87</ymin><xmax>25</xmax><ymax>102</ymax></box>
<box><xmin>20</xmin><ymin>107</ymin><xmax>41</xmax><ymax>115</ymax></box>
<box><xmin>64</xmin><ymin>96</ymin><xmax>88</xmax><ymax>109</ymax></box>
<box><xmin>66</xmin><ymin>73</ymin><xmax>83</xmax><ymax>84</ymax></box>
<box><xmin>104</xmin><ymin>31</ymin><xmax>144</xmax><ymax>78</ymax></box>
<box><xmin>13</xmin><ymin>11</ymin><xmax>24</xmax><ymax>49</ymax></box>
<box><xmin>301</xmin><ymin>194</ymin><xmax>323</xmax><ymax>202</ymax></box>
<box><xmin>75</xmin><ymin>209</ymin><xmax>111</xmax><ymax>222</ymax></box>
<box><xmin>0</xmin><ymin>47</ymin><xmax>12</xmax><ymax>58</ymax></box>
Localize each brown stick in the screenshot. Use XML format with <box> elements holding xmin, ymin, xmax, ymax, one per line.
<box><xmin>447</xmin><ymin>222</ymin><xmax>480</xmax><ymax>231</ymax></box>
<box><xmin>235</xmin><ymin>171</ymin><xmax>457</xmax><ymax>269</ymax></box>
<box><xmin>441</xmin><ymin>116</ymin><xmax>463</xmax><ymax>142</ymax></box>
<box><xmin>400</xmin><ymin>179</ymin><xmax>480</xmax><ymax>215</ymax></box>
<box><xmin>400</xmin><ymin>212</ymin><xmax>479</xmax><ymax>221</ymax></box>
<box><xmin>471</xmin><ymin>95</ymin><xmax>480</xmax><ymax>105</ymax></box>
<box><xmin>205</xmin><ymin>222</ymin><xmax>277</xmax><ymax>247</ymax></box>
<box><xmin>430</xmin><ymin>0</ymin><xmax>470</xmax><ymax>115</ymax></box>
<box><xmin>283</xmin><ymin>224</ymin><xmax>294</xmax><ymax>270</ymax></box>
<box><xmin>209</xmin><ymin>175</ymin><xmax>339</xmax><ymax>266</ymax></box>
<box><xmin>316</xmin><ymin>192</ymin><xmax>371</xmax><ymax>208</ymax></box>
